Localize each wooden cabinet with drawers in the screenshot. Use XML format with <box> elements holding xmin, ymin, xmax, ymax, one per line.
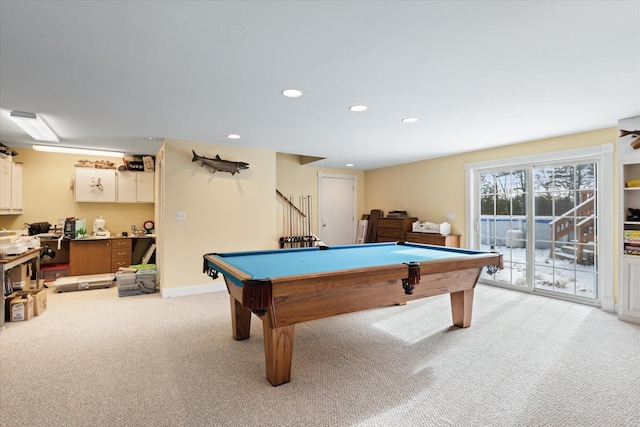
<box><xmin>375</xmin><ymin>217</ymin><xmax>417</xmax><ymax>242</ymax></box>
<box><xmin>110</xmin><ymin>238</ymin><xmax>132</xmax><ymax>272</ymax></box>
<box><xmin>69</xmin><ymin>239</ymin><xmax>112</xmax><ymax>276</ymax></box>
<box><xmin>68</xmin><ymin>237</ymin><xmax>140</xmax><ymax>276</ymax></box>
<box><xmin>405</xmin><ymin>232</ymin><xmax>461</xmax><ymax>248</ymax></box>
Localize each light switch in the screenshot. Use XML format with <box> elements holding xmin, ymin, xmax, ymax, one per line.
<box><xmin>446</xmin><ymin>212</ymin><xmax>455</xmax><ymax>220</ymax></box>
<box><xmin>176</xmin><ymin>211</ymin><xmax>186</xmax><ymax>221</ymax></box>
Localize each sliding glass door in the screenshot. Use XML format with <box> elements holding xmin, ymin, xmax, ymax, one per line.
<box><xmin>476</xmin><ymin>161</ymin><xmax>600</xmax><ymax>304</ymax></box>
<box><xmin>478</xmin><ymin>169</ymin><xmax>528</xmax><ymax>288</ymax></box>
<box><xmin>532</xmin><ymin>163</ymin><xmax>598</xmax><ymax>299</ymax></box>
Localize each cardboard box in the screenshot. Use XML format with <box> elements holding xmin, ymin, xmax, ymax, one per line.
<box><xmin>8</xmin><ymin>293</ymin><xmax>33</xmax><ymax>321</ymax></box>
<box><xmin>8</xmin><ymin>263</ymin><xmax>31</xmax><ymax>290</ymax></box>
<box><xmin>15</xmin><ymin>289</ymin><xmax>47</xmax><ymax>316</ymax></box>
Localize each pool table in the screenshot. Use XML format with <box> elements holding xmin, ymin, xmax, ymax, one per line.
<box><xmin>203</xmin><ymin>242</ymin><xmax>502</xmax><ymax>386</ymax></box>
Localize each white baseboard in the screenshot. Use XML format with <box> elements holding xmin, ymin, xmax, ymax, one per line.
<box><xmin>601</xmin><ymin>296</ymin><xmax>615</xmax><ymax>313</ymax></box>
<box><xmin>161</xmin><ymin>281</ymin><xmax>226</xmax><ymax>298</ymax></box>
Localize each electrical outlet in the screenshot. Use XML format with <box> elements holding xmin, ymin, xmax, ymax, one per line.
<box><xmin>176</xmin><ymin>211</ymin><xmax>186</xmax><ymax>221</ymax></box>
<box><xmin>446</xmin><ymin>212</ymin><xmax>455</xmax><ymax>220</ymax></box>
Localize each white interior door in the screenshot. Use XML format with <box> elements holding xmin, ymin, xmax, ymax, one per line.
<box><xmin>318</xmin><ymin>173</ymin><xmax>357</xmax><ymax>246</ymax></box>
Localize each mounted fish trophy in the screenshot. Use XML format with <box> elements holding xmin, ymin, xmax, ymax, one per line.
<box><xmin>191</xmin><ymin>150</ymin><xmax>249</xmax><ymax>175</ymax></box>
<box><xmin>620</xmin><ymin>129</ymin><xmax>640</xmax><ymax>149</ymax></box>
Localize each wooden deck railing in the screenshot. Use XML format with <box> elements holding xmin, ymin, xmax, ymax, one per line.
<box><xmin>549</xmin><ymin>191</ymin><xmax>595</xmax><ymax>265</ymax></box>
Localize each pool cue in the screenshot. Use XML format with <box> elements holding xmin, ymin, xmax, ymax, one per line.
<box><xmin>307</xmin><ymin>195</ymin><xmax>312</xmax><ymax>245</ymax></box>
<box><xmin>289</xmin><ymin>195</ymin><xmax>293</xmax><ymax>247</ymax></box>
<box><xmin>296</xmin><ymin>196</ymin><xmax>300</xmax><ymax>248</ymax></box>
<box><xmin>282</xmin><ymin>195</ymin><xmax>286</xmax><ymax>248</ymax></box>
<box><xmin>302</xmin><ymin>195</ymin><xmax>306</xmax><ymax>246</ymax></box>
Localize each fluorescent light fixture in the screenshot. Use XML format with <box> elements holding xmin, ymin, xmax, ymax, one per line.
<box><xmin>346</xmin><ymin>163</ymin><xmax>354</xmax><ymax>167</ymax></box>
<box><xmin>282</xmin><ymin>89</ymin><xmax>303</xmax><ymax>98</ymax></box>
<box><xmin>227</xmin><ymin>134</ymin><xmax>241</xmax><ymax>140</ymax></box>
<box><xmin>402</xmin><ymin>117</ymin><xmax>419</xmax><ymax>123</ymax></box>
<box><xmin>33</xmin><ymin>144</ymin><xmax>124</xmax><ymax>158</ymax></box>
<box><xmin>349</xmin><ymin>105</ymin><xmax>367</xmax><ymax>112</ymax></box>
<box><xmin>9</xmin><ymin>111</ymin><xmax>60</xmax><ymax>143</ymax></box>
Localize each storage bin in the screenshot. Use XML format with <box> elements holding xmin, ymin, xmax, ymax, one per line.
<box><xmin>40</xmin><ymin>263</ymin><xmax>70</xmax><ymax>282</ymax></box>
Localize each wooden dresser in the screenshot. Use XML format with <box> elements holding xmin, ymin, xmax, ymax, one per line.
<box><xmin>405</xmin><ymin>232</ymin><xmax>461</xmax><ymax>248</ymax></box>
<box><xmin>375</xmin><ymin>217</ymin><xmax>417</xmax><ymax>242</ymax></box>
<box><xmin>110</xmin><ymin>238</ymin><xmax>132</xmax><ymax>272</ymax></box>
<box><xmin>68</xmin><ymin>237</ymin><xmax>143</xmax><ymax>276</ymax></box>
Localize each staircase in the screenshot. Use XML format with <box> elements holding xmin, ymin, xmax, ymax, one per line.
<box><xmin>549</xmin><ymin>191</ymin><xmax>595</xmax><ymax>265</ymax></box>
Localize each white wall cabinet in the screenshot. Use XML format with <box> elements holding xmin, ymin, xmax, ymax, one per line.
<box><xmin>618</xmin><ymin>116</ymin><xmax>640</xmax><ymax>324</ymax></box>
<box><xmin>116</xmin><ymin>171</ymin><xmax>154</xmax><ymax>203</ymax></box>
<box><xmin>75</xmin><ymin>168</ymin><xmax>154</xmax><ymax>203</ymax></box>
<box><xmin>0</xmin><ymin>156</ymin><xmax>23</xmax><ymax>214</ymax></box>
<box><xmin>11</xmin><ymin>160</ymin><xmax>23</xmax><ymax>211</ymax></box>
<box><xmin>0</xmin><ymin>157</ymin><xmax>12</xmax><ymax>211</ymax></box>
<box><xmin>74</xmin><ymin>168</ymin><xmax>116</xmax><ymax>202</ymax></box>
<box><xmin>619</xmin><ymin>257</ymin><xmax>640</xmax><ymax>323</ymax></box>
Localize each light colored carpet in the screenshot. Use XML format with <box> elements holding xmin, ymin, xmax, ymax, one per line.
<box><xmin>1</xmin><ymin>284</ymin><xmax>638</xmax><ymax>426</ymax></box>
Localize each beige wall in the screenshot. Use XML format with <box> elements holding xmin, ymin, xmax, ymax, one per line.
<box><xmin>1</xmin><ymin>145</ymin><xmax>363</xmax><ymax>295</ymax></box>
<box><xmin>3</xmin><ymin>127</ymin><xmax>621</xmax><ymax>298</ymax></box>
<box><xmin>0</xmin><ymin>148</ymin><xmax>154</xmax><ymax>234</ymax></box>
<box><xmin>160</xmin><ymin>139</ymin><xmax>277</xmax><ymax>291</ymax></box>
<box><xmin>276</xmin><ymin>153</ymin><xmax>365</xmax><ymax>237</ymax></box>
<box><xmin>159</xmin><ymin>150</ymin><xmax>364</xmax><ymax>293</ymax></box>
<box><xmin>364</xmin><ymin>127</ymin><xmax>618</xmax><ymax>248</ymax></box>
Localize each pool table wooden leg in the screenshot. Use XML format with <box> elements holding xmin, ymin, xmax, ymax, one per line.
<box><xmin>450</xmin><ymin>288</ymin><xmax>474</xmax><ymax>328</ymax></box>
<box><xmin>262</xmin><ymin>322</ymin><xmax>295</xmax><ymax>386</ymax></box>
<box><xmin>230</xmin><ymin>296</ymin><xmax>251</xmax><ymax>340</ymax></box>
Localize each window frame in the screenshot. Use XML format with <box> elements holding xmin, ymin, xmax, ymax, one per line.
<box><xmin>465</xmin><ymin>144</ymin><xmax>615</xmax><ymax>311</ymax></box>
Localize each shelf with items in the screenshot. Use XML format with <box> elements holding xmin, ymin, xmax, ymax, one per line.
<box><xmin>623</xmin><ymin>229</ymin><xmax>640</xmax><ymax>257</ymax></box>
<box><xmin>618</xmin><ymin>115</ymin><xmax>640</xmax><ymax>324</ymax></box>
<box><xmin>622</xmin><ymin>163</ymin><xmax>640</xmax><ymax>235</ymax></box>
<box><xmin>621</xmin><ymin>163</ymin><xmax>640</xmax><ymax>257</ymax></box>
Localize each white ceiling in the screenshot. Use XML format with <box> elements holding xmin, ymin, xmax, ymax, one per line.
<box><xmin>1</xmin><ymin>1</ymin><xmax>638</xmax><ymax>170</ymax></box>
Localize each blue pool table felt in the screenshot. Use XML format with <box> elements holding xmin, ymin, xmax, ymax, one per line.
<box><xmin>210</xmin><ymin>242</ymin><xmax>485</xmax><ymax>280</ymax></box>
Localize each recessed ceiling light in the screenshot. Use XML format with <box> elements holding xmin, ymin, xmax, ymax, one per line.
<box><xmin>349</xmin><ymin>105</ymin><xmax>367</xmax><ymax>112</ymax></box>
<box><xmin>402</xmin><ymin>117</ymin><xmax>419</xmax><ymax>123</ymax></box>
<box><xmin>282</xmin><ymin>89</ymin><xmax>303</xmax><ymax>98</ymax></box>
<box><xmin>346</xmin><ymin>163</ymin><xmax>354</xmax><ymax>167</ymax></box>
<box><xmin>227</xmin><ymin>134</ymin><xmax>241</xmax><ymax>140</ymax></box>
